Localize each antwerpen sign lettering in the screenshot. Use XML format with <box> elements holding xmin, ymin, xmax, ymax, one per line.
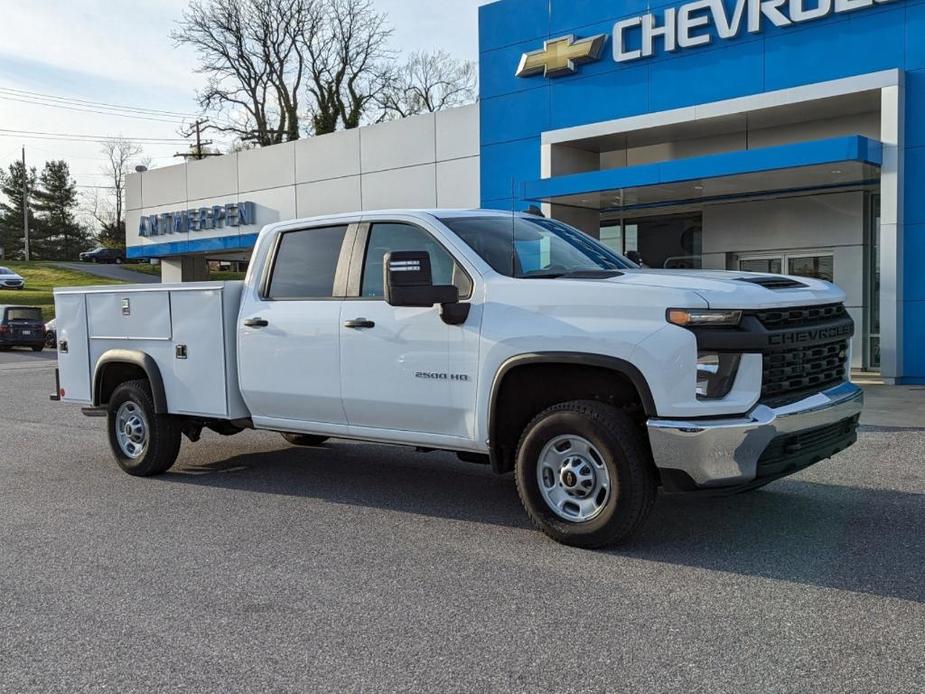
<box><xmin>517</xmin><ymin>0</ymin><xmax>895</xmax><ymax>77</ymax></box>
<box><xmin>139</xmin><ymin>201</ymin><xmax>257</xmax><ymax>238</ymax></box>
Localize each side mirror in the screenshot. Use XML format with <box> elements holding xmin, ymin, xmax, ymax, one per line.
<box><xmin>384</xmin><ymin>251</ymin><xmax>471</xmax><ymax>325</ymax></box>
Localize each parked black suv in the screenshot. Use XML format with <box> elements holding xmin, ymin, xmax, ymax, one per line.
<box><xmin>79</xmin><ymin>247</ymin><xmax>125</xmax><ymax>264</ymax></box>
<box><xmin>0</xmin><ymin>306</ymin><xmax>46</xmax><ymax>352</ymax></box>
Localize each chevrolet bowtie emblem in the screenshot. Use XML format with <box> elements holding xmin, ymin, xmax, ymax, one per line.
<box><xmin>516</xmin><ymin>34</ymin><xmax>608</xmax><ymax>78</ymax></box>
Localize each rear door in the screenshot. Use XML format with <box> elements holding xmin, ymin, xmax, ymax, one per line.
<box><xmin>339</xmin><ymin>219</ymin><xmax>481</xmax><ymax>439</ymax></box>
<box><xmin>237</xmin><ymin>223</ymin><xmax>354</xmax><ymax>428</ymax></box>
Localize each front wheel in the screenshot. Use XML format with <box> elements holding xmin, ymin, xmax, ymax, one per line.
<box><xmin>107</xmin><ymin>380</ymin><xmax>181</xmax><ymax>477</ymax></box>
<box><xmin>515</xmin><ymin>400</ymin><xmax>657</xmax><ymax>549</ymax></box>
<box><xmin>31</xmin><ymin>345</ymin><xmax>43</xmax><ymax>352</ymax></box>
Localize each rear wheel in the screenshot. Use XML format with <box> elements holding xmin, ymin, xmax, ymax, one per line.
<box><xmin>515</xmin><ymin>400</ymin><xmax>657</xmax><ymax>549</ymax></box>
<box><xmin>281</xmin><ymin>433</ymin><xmax>329</xmax><ymax>447</ymax></box>
<box><xmin>107</xmin><ymin>380</ymin><xmax>181</xmax><ymax>477</ymax></box>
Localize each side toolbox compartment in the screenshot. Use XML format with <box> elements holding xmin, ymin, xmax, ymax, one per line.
<box><xmin>53</xmin><ymin>292</ymin><xmax>92</xmax><ymax>403</ymax></box>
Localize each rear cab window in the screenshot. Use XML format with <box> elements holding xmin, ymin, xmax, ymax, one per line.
<box><xmin>266</xmin><ymin>225</ymin><xmax>350</xmax><ymax>300</ymax></box>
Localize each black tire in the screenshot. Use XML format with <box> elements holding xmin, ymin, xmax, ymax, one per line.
<box><xmin>281</xmin><ymin>432</ymin><xmax>329</xmax><ymax>447</ymax></box>
<box><xmin>515</xmin><ymin>400</ymin><xmax>657</xmax><ymax>549</ymax></box>
<box><xmin>107</xmin><ymin>379</ymin><xmax>181</xmax><ymax>477</ymax></box>
<box><xmin>31</xmin><ymin>345</ymin><xmax>43</xmax><ymax>352</ymax></box>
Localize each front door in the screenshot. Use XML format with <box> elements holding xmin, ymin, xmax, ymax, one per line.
<box><xmin>238</xmin><ymin>223</ymin><xmax>351</xmax><ymax>427</ymax></box>
<box><xmin>339</xmin><ymin>221</ymin><xmax>479</xmax><ymax>439</ymax></box>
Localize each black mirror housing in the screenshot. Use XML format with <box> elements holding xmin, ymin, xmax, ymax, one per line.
<box><xmin>385</xmin><ymin>251</ymin><xmax>457</xmax><ymax>307</ymax></box>
<box><xmin>384</xmin><ymin>250</ymin><xmax>471</xmax><ymax>325</ymax></box>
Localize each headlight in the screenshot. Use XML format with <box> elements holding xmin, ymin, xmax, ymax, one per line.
<box><xmin>667</xmin><ymin>308</ymin><xmax>743</xmax><ymax>327</ymax></box>
<box><xmin>696</xmin><ymin>353</ymin><xmax>741</xmax><ymax>399</ymax></box>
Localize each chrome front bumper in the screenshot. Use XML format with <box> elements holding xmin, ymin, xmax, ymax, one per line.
<box><xmin>647</xmin><ymin>382</ymin><xmax>864</xmax><ymax>490</ymax></box>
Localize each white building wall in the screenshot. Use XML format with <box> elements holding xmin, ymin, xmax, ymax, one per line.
<box><xmin>126</xmin><ymin>104</ymin><xmax>480</xmax><ymax>255</ymax></box>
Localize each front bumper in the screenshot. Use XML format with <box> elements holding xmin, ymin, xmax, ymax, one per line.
<box><xmin>647</xmin><ymin>381</ymin><xmax>863</xmax><ymax>492</ymax></box>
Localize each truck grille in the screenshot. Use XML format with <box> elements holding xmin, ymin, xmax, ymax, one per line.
<box><xmin>756</xmin><ymin>303</ymin><xmax>851</xmax><ymax>403</ymax></box>
<box><xmin>754</xmin><ymin>303</ymin><xmax>847</xmax><ymax>330</ymax></box>
<box><xmin>762</xmin><ymin>340</ymin><xmax>849</xmax><ymax>401</ymax></box>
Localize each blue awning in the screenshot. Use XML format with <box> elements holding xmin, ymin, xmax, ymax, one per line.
<box><xmin>523</xmin><ymin>135</ymin><xmax>882</xmax><ymax>212</ymax></box>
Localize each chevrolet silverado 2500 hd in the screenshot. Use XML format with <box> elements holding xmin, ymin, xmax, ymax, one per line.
<box><xmin>52</xmin><ymin>210</ymin><xmax>863</xmax><ymax>548</ymax></box>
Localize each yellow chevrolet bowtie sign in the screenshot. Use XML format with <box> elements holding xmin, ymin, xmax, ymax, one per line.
<box><xmin>516</xmin><ymin>34</ymin><xmax>608</xmax><ymax>78</ymax></box>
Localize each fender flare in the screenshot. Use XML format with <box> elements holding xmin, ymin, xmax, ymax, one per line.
<box><xmin>487</xmin><ymin>352</ymin><xmax>657</xmax><ymax>464</ymax></box>
<box><xmin>93</xmin><ymin>349</ymin><xmax>168</xmax><ymax>414</ymax></box>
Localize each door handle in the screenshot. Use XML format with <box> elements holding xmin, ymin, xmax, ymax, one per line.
<box><xmin>244</xmin><ymin>317</ymin><xmax>269</xmax><ymax>328</ymax></box>
<box><xmin>344</xmin><ymin>318</ymin><xmax>375</xmax><ymax>330</ymax></box>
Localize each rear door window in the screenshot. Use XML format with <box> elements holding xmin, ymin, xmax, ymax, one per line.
<box><xmin>267</xmin><ymin>225</ymin><xmax>349</xmax><ymax>300</ymax></box>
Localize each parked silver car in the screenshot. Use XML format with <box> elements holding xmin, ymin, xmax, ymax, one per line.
<box><xmin>0</xmin><ymin>267</ymin><xmax>25</xmax><ymax>290</ymax></box>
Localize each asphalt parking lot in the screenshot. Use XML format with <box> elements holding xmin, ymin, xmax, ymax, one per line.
<box><xmin>1</xmin><ymin>359</ymin><xmax>923</xmax><ymax>693</ymax></box>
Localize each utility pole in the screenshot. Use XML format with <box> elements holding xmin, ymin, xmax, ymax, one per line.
<box><xmin>175</xmin><ymin>119</ymin><xmax>220</xmax><ymax>161</ymax></box>
<box><xmin>21</xmin><ymin>146</ymin><xmax>30</xmax><ymax>262</ymax></box>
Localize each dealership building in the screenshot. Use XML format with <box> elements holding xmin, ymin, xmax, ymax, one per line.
<box><xmin>126</xmin><ymin>0</ymin><xmax>924</xmax><ymax>384</ymax></box>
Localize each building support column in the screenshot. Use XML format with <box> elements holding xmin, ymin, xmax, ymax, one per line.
<box><xmin>160</xmin><ymin>256</ymin><xmax>209</xmax><ymax>283</ymax></box>
<box><xmin>879</xmin><ymin>81</ymin><xmax>904</xmax><ymax>384</ymax></box>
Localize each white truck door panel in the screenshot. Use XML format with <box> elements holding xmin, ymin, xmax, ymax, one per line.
<box><xmin>340</xmin><ymin>220</ymin><xmax>481</xmax><ymax>439</ymax></box>
<box><xmin>340</xmin><ymin>303</ymin><xmax>467</xmax><ymax>436</ymax></box>
<box><xmin>237</xmin><ymin>223</ymin><xmax>352</xmax><ymax>426</ymax></box>
<box><xmin>238</xmin><ymin>301</ymin><xmax>344</xmax><ymax>423</ymax></box>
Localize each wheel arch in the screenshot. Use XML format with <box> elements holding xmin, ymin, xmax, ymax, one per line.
<box><xmin>93</xmin><ymin>349</ymin><xmax>168</xmax><ymax>414</ymax></box>
<box><xmin>487</xmin><ymin>352</ymin><xmax>657</xmax><ymax>475</ymax></box>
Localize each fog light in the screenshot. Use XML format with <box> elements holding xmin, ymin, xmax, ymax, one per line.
<box><xmin>696</xmin><ymin>353</ymin><xmax>741</xmax><ymax>399</ymax></box>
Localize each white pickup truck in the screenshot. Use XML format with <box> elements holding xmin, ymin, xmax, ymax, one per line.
<box><xmin>53</xmin><ymin>210</ymin><xmax>862</xmax><ymax>547</ymax></box>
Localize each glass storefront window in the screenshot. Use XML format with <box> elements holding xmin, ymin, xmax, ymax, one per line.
<box><xmin>788</xmin><ymin>255</ymin><xmax>834</xmax><ymax>282</ymax></box>
<box><xmin>739</xmin><ymin>257</ymin><xmax>783</xmax><ymax>274</ymax></box>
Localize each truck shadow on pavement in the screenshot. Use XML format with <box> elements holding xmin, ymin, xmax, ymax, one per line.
<box><xmin>163</xmin><ymin>440</ymin><xmax>925</xmax><ymax>604</ymax></box>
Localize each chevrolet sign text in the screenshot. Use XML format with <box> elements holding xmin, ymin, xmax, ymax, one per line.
<box><xmin>614</xmin><ymin>0</ymin><xmax>895</xmax><ymax>63</ymax></box>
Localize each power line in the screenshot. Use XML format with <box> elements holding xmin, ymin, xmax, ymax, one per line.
<box><xmin>0</xmin><ymin>93</ymin><xmax>188</xmax><ymax>124</ymax></box>
<box><xmin>0</xmin><ymin>128</ymin><xmax>189</xmax><ymax>144</ymax></box>
<box><xmin>0</xmin><ymin>85</ymin><xmax>199</xmax><ymax>118</ymax></box>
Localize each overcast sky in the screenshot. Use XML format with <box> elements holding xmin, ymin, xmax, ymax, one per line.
<box><xmin>0</xmin><ymin>0</ymin><xmax>487</xmax><ymax>201</ymax></box>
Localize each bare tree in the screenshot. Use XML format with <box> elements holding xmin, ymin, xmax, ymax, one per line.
<box><xmin>378</xmin><ymin>50</ymin><xmax>477</xmax><ymax>120</ymax></box>
<box><xmin>90</xmin><ymin>138</ymin><xmax>146</xmax><ymax>248</ymax></box>
<box><xmin>173</xmin><ymin>0</ymin><xmax>318</xmax><ymax>146</ymax></box>
<box><xmin>304</xmin><ymin>0</ymin><xmax>394</xmax><ymax>134</ymax></box>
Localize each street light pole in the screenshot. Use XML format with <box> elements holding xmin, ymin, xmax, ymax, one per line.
<box><xmin>21</xmin><ymin>146</ymin><xmax>30</xmax><ymax>262</ymax></box>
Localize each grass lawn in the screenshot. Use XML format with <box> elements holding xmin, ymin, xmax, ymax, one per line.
<box><xmin>0</xmin><ymin>262</ymin><xmax>126</xmax><ymax>321</ymax></box>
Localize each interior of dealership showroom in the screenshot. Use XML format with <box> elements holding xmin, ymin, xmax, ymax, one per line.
<box><xmin>127</xmin><ymin>0</ymin><xmax>923</xmax><ymax>384</ymax></box>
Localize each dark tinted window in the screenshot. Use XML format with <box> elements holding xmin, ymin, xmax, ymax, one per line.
<box><xmin>5</xmin><ymin>308</ymin><xmax>42</xmax><ymax>321</ymax></box>
<box><xmin>268</xmin><ymin>225</ymin><xmax>348</xmax><ymax>299</ymax></box>
<box><xmin>361</xmin><ymin>223</ymin><xmax>472</xmax><ymax>299</ymax></box>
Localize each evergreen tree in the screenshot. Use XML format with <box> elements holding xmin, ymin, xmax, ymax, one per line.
<box><xmin>33</xmin><ymin>160</ymin><xmax>92</xmax><ymax>260</ymax></box>
<box><xmin>0</xmin><ymin>161</ymin><xmax>37</xmax><ymax>261</ymax></box>
<box><xmin>97</xmin><ymin>220</ymin><xmax>126</xmax><ymax>249</ymax></box>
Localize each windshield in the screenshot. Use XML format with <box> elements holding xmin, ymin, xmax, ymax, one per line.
<box><xmin>439</xmin><ymin>215</ymin><xmax>635</xmax><ymax>278</ymax></box>
<box><xmin>0</xmin><ymin>267</ymin><xmax>12</xmax><ymax>275</ymax></box>
<box><xmin>5</xmin><ymin>308</ymin><xmax>42</xmax><ymax>321</ymax></box>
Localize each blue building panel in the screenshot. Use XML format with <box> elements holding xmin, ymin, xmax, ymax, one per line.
<box><xmin>479</xmin><ymin>0</ymin><xmax>924</xmax><ymax>379</ymax></box>
<box><xmin>523</xmin><ymin>136</ymin><xmax>882</xmax><ymax>201</ymax></box>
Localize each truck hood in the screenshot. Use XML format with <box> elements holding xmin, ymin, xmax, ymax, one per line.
<box><xmin>610</xmin><ymin>269</ymin><xmax>846</xmax><ymax>309</ymax></box>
